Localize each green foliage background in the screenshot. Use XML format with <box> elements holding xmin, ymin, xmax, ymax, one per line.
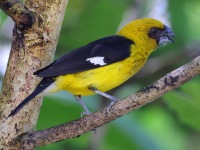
<box><xmin>1</xmin><ymin>0</ymin><xmax>200</xmax><ymax>149</ymax></box>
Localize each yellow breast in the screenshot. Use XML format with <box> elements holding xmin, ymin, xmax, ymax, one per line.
<box><xmin>53</xmin><ymin>45</ymin><xmax>149</xmax><ymax>96</ymax></box>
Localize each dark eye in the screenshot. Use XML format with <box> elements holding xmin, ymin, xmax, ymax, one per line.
<box><xmin>150</xmin><ymin>28</ymin><xmax>158</xmax><ymax>35</ymax></box>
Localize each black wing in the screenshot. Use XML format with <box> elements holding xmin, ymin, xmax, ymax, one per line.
<box><xmin>34</xmin><ymin>35</ymin><xmax>134</xmax><ymax>77</ymax></box>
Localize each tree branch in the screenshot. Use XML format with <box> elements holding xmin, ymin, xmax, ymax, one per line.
<box><xmin>0</xmin><ymin>0</ymin><xmax>68</xmax><ymax>149</ymax></box>
<box><xmin>17</xmin><ymin>55</ymin><xmax>200</xmax><ymax>149</ymax></box>
<box><xmin>0</xmin><ymin>0</ymin><xmax>35</xmax><ymax>29</ymax></box>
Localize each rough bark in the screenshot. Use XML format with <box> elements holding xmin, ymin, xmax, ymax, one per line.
<box><xmin>0</xmin><ymin>0</ymin><xmax>35</xmax><ymax>28</ymax></box>
<box><xmin>0</xmin><ymin>0</ymin><xmax>200</xmax><ymax>149</ymax></box>
<box><xmin>0</xmin><ymin>0</ymin><xmax>68</xmax><ymax>149</ymax></box>
<box><xmin>15</xmin><ymin>56</ymin><xmax>200</xmax><ymax>148</ymax></box>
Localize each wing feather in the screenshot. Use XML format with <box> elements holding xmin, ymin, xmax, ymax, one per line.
<box><xmin>34</xmin><ymin>35</ymin><xmax>134</xmax><ymax>77</ymax></box>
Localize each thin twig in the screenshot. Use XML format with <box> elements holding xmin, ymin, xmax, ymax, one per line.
<box><xmin>16</xmin><ymin>55</ymin><xmax>200</xmax><ymax>149</ymax></box>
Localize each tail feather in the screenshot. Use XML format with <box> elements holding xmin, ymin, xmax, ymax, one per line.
<box><xmin>8</xmin><ymin>77</ymin><xmax>54</xmax><ymax>118</ymax></box>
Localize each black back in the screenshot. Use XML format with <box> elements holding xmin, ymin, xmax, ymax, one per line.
<box><xmin>34</xmin><ymin>35</ymin><xmax>134</xmax><ymax>77</ymax></box>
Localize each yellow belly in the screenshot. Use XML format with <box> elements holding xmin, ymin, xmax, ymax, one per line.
<box><xmin>53</xmin><ymin>56</ymin><xmax>146</xmax><ymax>96</ymax></box>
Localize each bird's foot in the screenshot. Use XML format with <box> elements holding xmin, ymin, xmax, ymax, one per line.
<box><xmin>81</xmin><ymin>110</ymin><xmax>92</xmax><ymax>117</ymax></box>
<box><xmin>75</xmin><ymin>95</ymin><xmax>92</xmax><ymax>117</ymax></box>
<box><xmin>89</xmin><ymin>88</ymin><xmax>120</xmax><ymax>114</ymax></box>
<box><xmin>106</xmin><ymin>98</ymin><xmax>119</xmax><ymax>114</ymax></box>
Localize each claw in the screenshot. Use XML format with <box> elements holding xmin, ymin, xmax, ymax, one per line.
<box><xmin>89</xmin><ymin>88</ymin><xmax>120</xmax><ymax>114</ymax></box>
<box><xmin>81</xmin><ymin>110</ymin><xmax>92</xmax><ymax>117</ymax></box>
<box><xmin>106</xmin><ymin>99</ymin><xmax>119</xmax><ymax>114</ymax></box>
<box><xmin>75</xmin><ymin>95</ymin><xmax>92</xmax><ymax>117</ymax></box>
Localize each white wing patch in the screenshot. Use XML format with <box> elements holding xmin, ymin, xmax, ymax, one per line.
<box><xmin>86</xmin><ymin>56</ymin><xmax>106</xmax><ymax>66</ymax></box>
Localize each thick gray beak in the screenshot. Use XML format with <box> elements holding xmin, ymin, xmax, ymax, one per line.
<box><xmin>159</xmin><ymin>25</ymin><xmax>175</xmax><ymax>45</ymax></box>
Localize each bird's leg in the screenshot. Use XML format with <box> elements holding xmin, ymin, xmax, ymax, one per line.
<box><xmin>74</xmin><ymin>95</ymin><xmax>91</xmax><ymax>116</ymax></box>
<box><xmin>90</xmin><ymin>88</ymin><xmax>119</xmax><ymax>114</ymax></box>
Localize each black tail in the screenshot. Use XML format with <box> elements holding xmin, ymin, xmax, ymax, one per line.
<box><xmin>8</xmin><ymin>77</ymin><xmax>54</xmax><ymax>118</ymax></box>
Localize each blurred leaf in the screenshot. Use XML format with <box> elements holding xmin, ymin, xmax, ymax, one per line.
<box><xmin>100</xmin><ymin>119</ymin><xmax>142</xmax><ymax>150</ymax></box>
<box><xmin>36</xmin><ymin>96</ymin><xmax>92</xmax><ymax>150</ymax></box>
<box><xmin>169</xmin><ymin>0</ymin><xmax>200</xmax><ymax>49</ymax></box>
<box><xmin>132</xmin><ymin>104</ymin><xmax>188</xmax><ymax>150</ymax></box>
<box><xmin>107</xmin><ymin>115</ymin><xmax>163</xmax><ymax>150</ymax></box>
<box><xmin>57</xmin><ymin>0</ymin><xmax>131</xmax><ymax>55</ymax></box>
<box><xmin>164</xmin><ymin>77</ymin><xmax>200</xmax><ymax>131</ymax></box>
<box><xmin>0</xmin><ymin>10</ymin><xmax>7</xmax><ymax>28</ymax></box>
<box><xmin>114</xmin><ymin>83</ymin><xmax>142</xmax><ymax>98</ymax></box>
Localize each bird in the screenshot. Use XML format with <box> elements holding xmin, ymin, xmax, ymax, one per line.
<box><xmin>8</xmin><ymin>18</ymin><xmax>175</xmax><ymax>117</ymax></box>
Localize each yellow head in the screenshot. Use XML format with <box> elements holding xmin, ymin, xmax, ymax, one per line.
<box><xmin>118</xmin><ymin>18</ymin><xmax>175</xmax><ymax>52</ymax></box>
